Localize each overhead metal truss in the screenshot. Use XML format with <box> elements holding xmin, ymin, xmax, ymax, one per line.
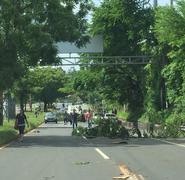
<box><xmin>58</xmin><ymin>55</ymin><xmax>151</xmax><ymax>66</ymax></box>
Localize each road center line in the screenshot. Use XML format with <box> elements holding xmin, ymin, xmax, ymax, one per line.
<box><xmin>95</xmin><ymin>148</ymin><xmax>110</xmax><ymax>160</ymax></box>
<box><xmin>154</xmin><ymin>138</ymin><xmax>185</xmax><ymax>148</ymax></box>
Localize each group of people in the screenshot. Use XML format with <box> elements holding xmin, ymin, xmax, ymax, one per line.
<box><xmin>14</xmin><ymin>108</ymin><xmax>94</xmax><ymax>142</ymax></box>
<box><xmin>63</xmin><ymin>109</ymin><xmax>93</xmax><ymax>129</ymax></box>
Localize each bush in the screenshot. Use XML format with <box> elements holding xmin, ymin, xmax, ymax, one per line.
<box><xmin>72</xmin><ymin>126</ymin><xmax>86</xmax><ymax>136</ymax></box>
<box><xmin>162</xmin><ymin>113</ymin><xmax>183</xmax><ymax>137</ymax></box>
<box><xmin>0</xmin><ymin>112</ymin><xmax>44</xmax><ymax>146</ymax></box>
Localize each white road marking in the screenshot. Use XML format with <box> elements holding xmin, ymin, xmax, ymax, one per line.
<box><xmin>82</xmin><ymin>136</ymin><xmax>87</xmax><ymax>141</ymax></box>
<box><xmin>154</xmin><ymin>138</ymin><xmax>185</xmax><ymax>148</ymax></box>
<box><xmin>95</xmin><ymin>148</ymin><xmax>110</xmax><ymax>160</ymax></box>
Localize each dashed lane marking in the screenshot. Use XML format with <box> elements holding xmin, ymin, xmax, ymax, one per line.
<box><xmin>82</xmin><ymin>135</ymin><xmax>87</xmax><ymax>141</ymax></box>
<box><xmin>95</xmin><ymin>148</ymin><xmax>110</xmax><ymax>160</ymax></box>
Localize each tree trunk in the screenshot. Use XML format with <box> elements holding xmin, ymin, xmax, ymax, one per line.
<box><xmin>160</xmin><ymin>51</ymin><xmax>168</xmax><ymax>110</ymax></box>
<box><xmin>44</xmin><ymin>102</ymin><xmax>47</xmax><ymax>112</ymax></box>
<box><xmin>29</xmin><ymin>94</ymin><xmax>32</xmax><ymax>112</ymax></box>
<box><xmin>0</xmin><ymin>91</ymin><xmax>4</xmax><ymax>126</ymax></box>
<box><xmin>7</xmin><ymin>95</ymin><xmax>16</xmax><ymax>119</ymax></box>
<box><xmin>20</xmin><ymin>95</ymin><xmax>24</xmax><ymax>111</ymax></box>
<box><xmin>24</xmin><ymin>100</ymin><xmax>27</xmax><ymax>112</ymax></box>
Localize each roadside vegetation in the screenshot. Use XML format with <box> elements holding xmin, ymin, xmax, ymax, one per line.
<box><xmin>1</xmin><ymin>0</ymin><xmax>185</xmax><ymax>138</ymax></box>
<box><xmin>72</xmin><ymin>118</ymin><xmax>129</xmax><ymax>139</ymax></box>
<box><xmin>117</xmin><ymin>111</ymin><xmax>129</xmax><ymax>121</ymax></box>
<box><xmin>0</xmin><ymin>112</ymin><xmax>44</xmax><ymax>146</ymax></box>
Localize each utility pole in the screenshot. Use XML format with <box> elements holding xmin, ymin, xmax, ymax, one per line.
<box><xmin>170</xmin><ymin>0</ymin><xmax>174</xmax><ymax>7</ymax></box>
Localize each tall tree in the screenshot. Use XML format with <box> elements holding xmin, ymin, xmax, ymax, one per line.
<box><xmin>90</xmin><ymin>0</ymin><xmax>153</xmax><ymax>123</ymax></box>
<box><xmin>155</xmin><ymin>1</ymin><xmax>185</xmax><ymax>113</ymax></box>
<box><xmin>0</xmin><ymin>0</ymin><xmax>92</xmax><ymax>125</ymax></box>
<box><xmin>14</xmin><ymin>67</ymin><xmax>66</xmax><ymax>112</ymax></box>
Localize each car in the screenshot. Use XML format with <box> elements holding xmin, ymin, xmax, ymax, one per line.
<box><xmin>101</xmin><ymin>113</ymin><xmax>117</xmax><ymax>120</ymax></box>
<box><xmin>44</xmin><ymin>112</ymin><xmax>58</xmax><ymax>123</ymax></box>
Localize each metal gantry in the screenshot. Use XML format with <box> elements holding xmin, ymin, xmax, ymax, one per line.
<box><xmin>58</xmin><ymin>55</ymin><xmax>151</xmax><ymax>66</ymax></box>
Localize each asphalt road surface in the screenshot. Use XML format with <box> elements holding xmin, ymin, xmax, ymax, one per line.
<box><xmin>0</xmin><ymin>122</ymin><xmax>185</xmax><ymax>180</ymax></box>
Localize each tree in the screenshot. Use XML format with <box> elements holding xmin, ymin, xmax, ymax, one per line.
<box><xmin>20</xmin><ymin>67</ymin><xmax>66</xmax><ymax>112</ymax></box>
<box><xmin>0</xmin><ymin>0</ymin><xmax>92</xmax><ymax>125</ymax></box>
<box><xmin>72</xmin><ymin>69</ymin><xmax>103</xmax><ymax>104</ymax></box>
<box><xmin>90</xmin><ymin>0</ymin><xmax>153</xmax><ymax>123</ymax></box>
<box><xmin>154</xmin><ymin>1</ymin><xmax>185</xmax><ymax>113</ymax></box>
<box><xmin>140</xmin><ymin>0</ymin><xmax>185</xmax><ymax>128</ymax></box>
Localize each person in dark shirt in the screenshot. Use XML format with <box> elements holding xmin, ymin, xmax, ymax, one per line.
<box><xmin>64</xmin><ymin>111</ymin><xmax>68</xmax><ymax>125</ymax></box>
<box><xmin>71</xmin><ymin>109</ymin><xmax>78</xmax><ymax>129</ymax></box>
<box><xmin>16</xmin><ymin>110</ymin><xmax>29</xmax><ymax>142</ymax></box>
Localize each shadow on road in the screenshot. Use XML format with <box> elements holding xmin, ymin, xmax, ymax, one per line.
<box><xmin>6</xmin><ymin>122</ymin><xmax>185</xmax><ymax>149</ymax></box>
<box><xmin>7</xmin><ymin>135</ymin><xmax>179</xmax><ymax>149</ymax></box>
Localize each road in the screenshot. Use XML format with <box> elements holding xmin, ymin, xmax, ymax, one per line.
<box><xmin>0</xmin><ymin>122</ymin><xmax>185</xmax><ymax>180</ymax></box>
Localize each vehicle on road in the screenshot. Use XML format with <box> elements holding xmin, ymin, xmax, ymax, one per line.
<box><xmin>44</xmin><ymin>112</ymin><xmax>58</xmax><ymax>123</ymax></box>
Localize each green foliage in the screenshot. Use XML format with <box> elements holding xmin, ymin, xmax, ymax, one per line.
<box><xmin>0</xmin><ymin>0</ymin><xmax>92</xmax><ymax>91</ymax></box>
<box><xmin>139</xmin><ymin>109</ymin><xmax>163</xmax><ymax>124</ymax></box>
<box><xmin>162</xmin><ymin>113</ymin><xmax>184</xmax><ymax>137</ymax></box>
<box><xmin>89</xmin><ymin>0</ymin><xmax>153</xmax><ymax>122</ymax></box>
<box><xmin>72</xmin><ymin>118</ymin><xmax>129</xmax><ymax>138</ymax></box>
<box><xmin>72</xmin><ymin>126</ymin><xmax>86</xmax><ymax>136</ymax></box>
<box><xmin>152</xmin><ymin>1</ymin><xmax>185</xmax><ymax>127</ymax></box>
<box><xmin>117</xmin><ymin>111</ymin><xmax>129</xmax><ymax>120</ymax></box>
<box><xmin>0</xmin><ymin>128</ymin><xmax>17</xmax><ymax>146</ymax></box>
<box><xmin>26</xmin><ymin>112</ymin><xmax>44</xmax><ymax>129</ymax></box>
<box><xmin>71</xmin><ymin>69</ymin><xmax>103</xmax><ymax>104</ymax></box>
<box><xmin>30</xmin><ymin>67</ymin><xmax>66</xmax><ymax>110</ymax></box>
<box><xmin>13</xmin><ymin>67</ymin><xmax>66</xmax><ymax>110</ymax></box>
<box><xmin>0</xmin><ymin>112</ymin><xmax>44</xmax><ymax>145</ymax></box>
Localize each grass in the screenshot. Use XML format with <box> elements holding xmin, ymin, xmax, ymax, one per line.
<box><xmin>0</xmin><ymin>112</ymin><xmax>44</xmax><ymax>146</ymax></box>
<box><xmin>26</xmin><ymin>112</ymin><xmax>44</xmax><ymax>131</ymax></box>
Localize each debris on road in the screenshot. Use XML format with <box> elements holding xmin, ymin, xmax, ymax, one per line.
<box><xmin>75</xmin><ymin>161</ymin><xmax>91</xmax><ymax>166</ymax></box>
<box><xmin>113</xmin><ymin>164</ymin><xmax>142</xmax><ymax>180</ymax></box>
<box><xmin>112</xmin><ymin>141</ymin><xmax>128</xmax><ymax>144</ymax></box>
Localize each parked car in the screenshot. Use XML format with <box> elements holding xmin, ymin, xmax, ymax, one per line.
<box><xmin>44</xmin><ymin>112</ymin><xmax>58</xmax><ymax>123</ymax></box>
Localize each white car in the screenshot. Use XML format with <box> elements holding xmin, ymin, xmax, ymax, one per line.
<box><xmin>44</xmin><ymin>112</ymin><xmax>58</xmax><ymax>123</ymax></box>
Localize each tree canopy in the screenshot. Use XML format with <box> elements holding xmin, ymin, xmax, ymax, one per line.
<box><xmin>0</xmin><ymin>0</ymin><xmax>92</xmax><ymax>124</ymax></box>
<box><xmin>0</xmin><ymin>0</ymin><xmax>92</xmax><ymax>90</ymax></box>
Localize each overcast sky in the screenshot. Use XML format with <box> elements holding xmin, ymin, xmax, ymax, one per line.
<box><xmin>93</xmin><ymin>0</ymin><xmax>172</xmax><ymax>6</ymax></box>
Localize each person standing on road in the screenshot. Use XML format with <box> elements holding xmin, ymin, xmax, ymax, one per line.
<box><xmin>71</xmin><ymin>109</ymin><xmax>78</xmax><ymax>129</ymax></box>
<box><xmin>64</xmin><ymin>111</ymin><xmax>68</xmax><ymax>125</ymax></box>
<box><xmin>15</xmin><ymin>110</ymin><xmax>29</xmax><ymax>142</ymax></box>
<box><xmin>85</xmin><ymin>109</ymin><xmax>92</xmax><ymax>128</ymax></box>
